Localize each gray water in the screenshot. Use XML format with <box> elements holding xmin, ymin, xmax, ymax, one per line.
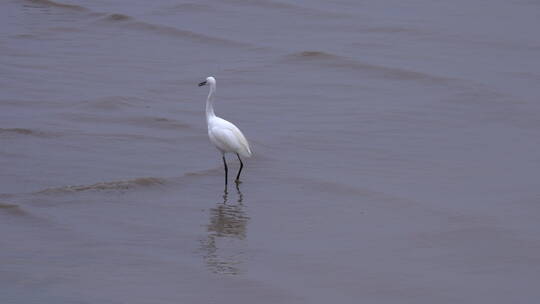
<box><xmin>1</xmin><ymin>0</ymin><xmax>540</xmax><ymax>303</ymax></box>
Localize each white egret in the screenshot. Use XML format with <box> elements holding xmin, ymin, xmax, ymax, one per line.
<box><xmin>198</xmin><ymin>76</ymin><xmax>252</xmax><ymax>185</ymax></box>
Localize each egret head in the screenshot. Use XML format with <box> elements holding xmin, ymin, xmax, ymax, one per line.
<box><xmin>198</xmin><ymin>76</ymin><xmax>216</xmax><ymax>87</ymax></box>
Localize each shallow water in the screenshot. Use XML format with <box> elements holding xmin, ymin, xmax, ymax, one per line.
<box><xmin>1</xmin><ymin>0</ymin><xmax>540</xmax><ymax>303</ymax></box>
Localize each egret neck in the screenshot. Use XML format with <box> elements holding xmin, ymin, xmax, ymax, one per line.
<box><xmin>205</xmin><ymin>81</ymin><xmax>216</xmax><ymax>121</ymax></box>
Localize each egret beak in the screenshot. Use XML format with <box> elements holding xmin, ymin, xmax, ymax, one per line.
<box><xmin>198</xmin><ymin>81</ymin><xmax>207</xmax><ymax>87</ymax></box>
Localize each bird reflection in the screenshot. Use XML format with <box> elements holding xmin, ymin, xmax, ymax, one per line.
<box><xmin>201</xmin><ymin>184</ymin><xmax>248</xmax><ymax>275</ymax></box>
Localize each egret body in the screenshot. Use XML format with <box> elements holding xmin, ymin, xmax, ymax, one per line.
<box><xmin>198</xmin><ymin>76</ymin><xmax>251</xmax><ymax>185</ymax></box>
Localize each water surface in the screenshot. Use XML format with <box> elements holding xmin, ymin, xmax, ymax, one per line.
<box><xmin>1</xmin><ymin>0</ymin><xmax>540</xmax><ymax>303</ymax></box>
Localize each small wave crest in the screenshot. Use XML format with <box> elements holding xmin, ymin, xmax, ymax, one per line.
<box><xmin>226</xmin><ymin>0</ymin><xmax>307</xmax><ymax>10</ymax></box>
<box><xmin>76</xmin><ymin>96</ymin><xmax>142</xmax><ymax>110</ymax></box>
<box><xmin>0</xmin><ymin>202</ymin><xmax>28</xmax><ymax>217</ymax></box>
<box><xmin>131</xmin><ymin>117</ymin><xmax>190</xmax><ymax>130</ymax></box>
<box><xmin>294</xmin><ymin>50</ymin><xmax>336</xmax><ymax>59</ymax></box>
<box><xmin>102</xmin><ymin>13</ymin><xmax>131</xmax><ymax>22</ymax></box>
<box><xmin>0</xmin><ymin>128</ymin><xmax>34</xmax><ymax>135</ymax></box>
<box><xmin>36</xmin><ymin>177</ymin><xmax>167</xmax><ymax>194</ymax></box>
<box><xmin>165</xmin><ymin>3</ymin><xmax>212</xmax><ymax>13</ymax></box>
<box><xmin>0</xmin><ymin>128</ymin><xmax>50</xmax><ymax>137</ymax></box>
<box><xmin>285</xmin><ymin>50</ymin><xmax>453</xmax><ymax>84</ymax></box>
<box><xmin>23</xmin><ymin>0</ymin><xmax>87</xmax><ymax>11</ymax></box>
<box><xmin>222</xmin><ymin>0</ymin><xmax>344</xmax><ymax>18</ymax></box>
<box><xmin>22</xmin><ymin>0</ymin><xmax>251</xmax><ymax>48</ymax></box>
<box><xmin>98</xmin><ymin>13</ymin><xmax>249</xmax><ymax>47</ymax></box>
<box><xmin>59</xmin><ymin>112</ymin><xmax>190</xmax><ymax>132</ymax></box>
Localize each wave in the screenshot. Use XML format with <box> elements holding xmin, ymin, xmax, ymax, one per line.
<box><xmin>23</xmin><ymin>0</ymin><xmax>87</xmax><ymax>11</ymax></box>
<box><xmin>226</xmin><ymin>0</ymin><xmax>309</xmax><ymax>10</ymax></box>
<box><xmin>98</xmin><ymin>13</ymin><xmax>250</xmax><ymax>48</ymax></box>
<box><xmin>0</xmin><ymin>127</ymin><xmax>49</xmax><ymax>137</ymax></box>
<box><xmin>22</xmin><ymin>0</ymin><xmax>251</xmax><ymax>48</ymax></box>
<box><xmin>76</xmin><ymin>96</ymin><xmax>142</xmax><ymax>110</ymax></box>
<box><xmin>221</xmin><ymin>0</ymin><xmax>345</xmax><ymax>18</ymax></box>
<box><xmin>163</xmin><ymin>3</ymin><xmax>213</xmax><ymax>13</ymax></box>
<box><xmin>0</xmin><ymin>128</ymin><xmax>34</xmax><ymax>135</ymax></box>
<box><xmin>125</xmin><ymin>116</ymin><xmax>190</xmax><ymax>130</ymax></box>
<box><xmin>59</xmin><ymin>98</ymin><xmax>191</xmax><ymax>131</ymax></box>
<box><xmin>356</xmin><ymin>26</ymin><xmax>426</xmax><ymax>35</ymax></box>
<box><xmin>0</xmin><ymin>202</ymin><xmax>29</xmax><ymax>217</ymax></box>
<box><xmin>289</xmin><ymin>50</ymin><xmax>335</xmax><ymax>59</ymax></box>
<box><xmin>104</xmin><ymin>13</ymin><xmax>131</xmax><ymax>21</ymax></box>
<box><xmin>284</xmin><ymin>51</ymin><xmax>454</xmax><ymax>84</ymax></box>
<box><xmin>288</xmin><ymin>50</ymin><xmax>454</xmax><ymax>83</ymax></box>
<box><xmin>34</xmin><ymin>168</ymin><xmax>232</xmax><ymax>195</ymax></box>
<box><xmin>2</xmin><ymin>167</ymin><xmax>243</xmax><ymax>200</ymax></box>
<box><xmin>90</xmin><ymin>115</ymin><xmax>189</xmax><ymax>131</ymax></box>
<box><xmin>0</xmin><ymin>127</ymin><xmax>59</xmax><ymax>139</ymax></box>
<box><xmin>36</xmin><ymin>177</ymin><xmax>167</xmax><ymax>194</ymax></box>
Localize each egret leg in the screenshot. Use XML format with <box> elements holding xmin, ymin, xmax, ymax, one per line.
<box><xmin>235</xmin><ymin>153</ymin><xmax>244</xmax><ymax>183</ymax></box>
<box><xmin>222</xmin><ymin>154</ymin><xmax>228</xmax><ymax>185</ymax></box>
<box><xmin>235</xmin><ymin>182</ymin><xmax>243</xmax><ymax>203</ymax></box>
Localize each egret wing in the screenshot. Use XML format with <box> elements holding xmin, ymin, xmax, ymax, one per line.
<box><xmin>210</xmin><ymin>125</ymin><xmax>252</xmax><ymax>157</ymax></box>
